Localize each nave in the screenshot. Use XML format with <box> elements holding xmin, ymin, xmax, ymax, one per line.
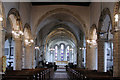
<box><xmin>51</xmin><ymin>68</ymin><xmax>68</xmax><ymax>80</ymax></box>
<box><xmin>1</xmin><ymin>1</ymin><xmax>120</xmax><ymax>80</ymax></box>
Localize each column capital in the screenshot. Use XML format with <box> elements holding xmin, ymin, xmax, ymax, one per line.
<box><xmin>14</xmin><ymin>37</ymin><xmax>22</xmax><ymax>41</ymax></box>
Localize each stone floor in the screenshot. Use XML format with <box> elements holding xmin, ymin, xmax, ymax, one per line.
<box><xmin>50</xmin><ymin>68</ymin><xmax>69</xmax><ymax>80</ymax></box>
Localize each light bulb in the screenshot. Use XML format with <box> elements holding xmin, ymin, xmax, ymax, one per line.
<box><xmin>30</xmin><ymin>39</ymin><xmax>34</xmax><ymax>43</ymax></box>
<box><xmin>87</xmin><ymin>40</ymin><xmax>90</xmax><ymax>43</ymax></box>
<box><xmin>115</xmin><ymin>14</ymin><xmax>118</xmax><ymax>22</ymax></box>
<box><xmin>92</xmin><ymin>40</ymin><xmax>96</xmax><ymax>43</ymax></box>
<box><xmin>19</xmin><ymin>31</ymin><xmax>24</xmax><ymax>35</ymax></box>
<box><xmin>25</xmin><ymin>39</ymin><xmax>28</xmax><ymax>43</ymax></box>
<box><xmin>35</xmin><ymin>46</ymin><xmax>39</xmax><ymax>50</ymax></box>
<box><xmin>0</xmin><ymin>15</ymin><xmax>3</xmax><ymax>22</ymax></box>
<box><xmin>12</xmin><ymin>31</ymin><xmax>15</xmax><ymax>34</ymax></box>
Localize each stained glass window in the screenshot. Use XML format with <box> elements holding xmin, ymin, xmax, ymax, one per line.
<box><xmin>55</xmin><ymin>46</ymin><xmax>58</xmax><ymax>61</ymax></box>
<box><xmin>61</xmin><ymin>44</ymin><xmax>64</xmax><ymax>61</ymax></box>
<box><xmin>67</xmin><ymin>46</ymin><xmax>69</xmax><ymax>61</ymax></box>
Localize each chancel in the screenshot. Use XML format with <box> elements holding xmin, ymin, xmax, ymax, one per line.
<box><xmin>0</xmin><ymin>1</ymin><xmax>120</xmax><ymax>80</ymax></box>
<box><xmin>46</xmin><ymin>28</ymin><xmax>77</xmax><ymax>66</ymax></box>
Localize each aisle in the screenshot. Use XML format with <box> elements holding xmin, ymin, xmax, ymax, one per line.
<box><xmin>51</xmin><ymin>68</ymin><xmax>69</xmax><ymax>80</ymax></box>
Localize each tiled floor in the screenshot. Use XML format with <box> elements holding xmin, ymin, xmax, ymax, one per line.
<box><xmin>51</xmin><ymin>68</ymin><xmax>69</xmax><ymax>80</ymax></box>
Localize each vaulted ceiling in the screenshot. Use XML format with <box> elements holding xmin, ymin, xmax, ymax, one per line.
<box><xmin>32</xmin><ymin>2</ymin><xmax>91</xmax><ymax>6</ymax></box>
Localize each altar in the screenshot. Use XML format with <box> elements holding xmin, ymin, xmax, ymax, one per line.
<box><xmin>55</xmin><ymin>61</ymin><xmax>68</xmax><ymax>66</ymax></box>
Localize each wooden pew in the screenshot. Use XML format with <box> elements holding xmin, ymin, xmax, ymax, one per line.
<box><xmin>2</xmin><ymin>70</ymin><xmax>36</xmax><ymax>80</ymax></box>
<box><xmin>2</xmin><ymin>68</ymin><xmax>54</xmax><ymax>80</ymax></box>
<box><xmin>67</xmin><ymin>68</ymin><xmax>115</xmax><ymax>80</ymax></box>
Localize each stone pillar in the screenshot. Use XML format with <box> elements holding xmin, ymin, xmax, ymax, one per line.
<box><xmin>24</xmin><ymin>46</ymin><xmax>32</xmax><ymax>69</ymax></box>
<box><xmin>14</xmin><ymin>38</ymin><xmax>22</xmax><ymax>70</ymax></box>
<box><xmin>86</xmin><ymin>43</ymin><xmax>97</xmax><ymax>70</ymax></box>
<box><xmin>113</xmin><ymin>31</ymin><xmax>120</xmax><ymax>77</ymax></box>
<box><xmin>31</xmin><ymin>44</ymin><xmax>35</xmax><ymax>69</ymax></box>
<box><xmin>77</xmin><ymin>47</ymin><xmax>79</xmax><ymax>67</ymax></box>
<box><xmin>77</xmin><ymin>46</ymin><xmax>82</xmax><ymax>68</ymax></box>
<box><xmin>0</xmin><ymin>23</ymin><xmax>5</xmax><ymax>78</ymax></box>
<box><xmin>35</xmin><ymin>49</ymin><xmax>39</xmax><ymax>67</ymax></box>
<box><xmin>97</xmin><ymin>39</ymin><xmax>105</xmax><ymax>72</ymax></box>
<box><xmin>86</xmin><ymin>43</ymin><xmax>89</xmax><ymax>69</ymax></box>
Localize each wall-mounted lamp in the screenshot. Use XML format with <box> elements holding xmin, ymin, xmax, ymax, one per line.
<box><xmin>25</xmin><ymin>39</ymin><xmax>34</xmax><ymax>46</ymax></box>
<box><xmin>0</xmin><ymin>15</ymin><xmax>3</xmax><ymax>22</ymax></box>
<box><xmin>115</xmin><ymin>14</ymin><xmax>118</xmax><ymax>22</ymax></box>
<box><xmin>114</xmin><ymin>14</ymin><xmax>120</xmax><ymax>32</ymax></box>
<box><xmin>87</xmin><ymin>39</ymin><xmax>97</xmax><ymax>45</ymax></box>
<box><xmin>35</xmin><ymin>46</ymin><xmax>39</xmax><ymax>50</ymax></box>
<box><xmin>12</xmin><ymin>30</ymin><xmax>23</xmax><ymax>37</ymax></box>
<box><xmin>19</xmin><ymin>31</ymin><xmax>24</xmax><ymax>35</ymax></box>
<box><xmin>79</xmin><ymin>47</ymin><xmax>86</xmax><ymax>50</ymax></box>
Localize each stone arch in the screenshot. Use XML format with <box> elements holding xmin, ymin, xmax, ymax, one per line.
<box><xmin>34</xmin><ymin>8</ymin><xmax>87</xmax><ymax>36</ymax></box>
<box><xmin>23</xmin><ymin>23</ymin><xmax>34</xmax><ymax>69</ymax></box>
<box><xmin>6</xmin><ymin>8</ymin><xmax>23</xmax><ymax>40</ymax></box>
<box><xmin>7</xmin><ymin>8</ymin><xmax>23</xmax><ymax>31</ymax></box>
<box><xmin>23</xmin><ymin>23</ymin><xmax>33</xmax><ymax>46</ymax></box>
<box><xmin>53</xmin><ymin>44</ymin><xmax>59</xmax><ymax>49</ymax></box>
<box><xmin>98</xmin><ymin>8</ymin><xmax>113</xmax><ymax>39</ymax></box>
<box><xmin>45</xmin><ymin>27</ymin><xmax>77</xmax><ymax>45</ymax></box>
<box><xmin>97</xmin><ymin>8</ymin><xmax>113</xmax><ymax>72</ymax></box>
<box><xmin>5</xmin><ymin>8</ymin><xmax>24</xmax><ymax>70</ymax></box>
<box><xmin>24</xmin><ymin>23</ymin><xmax>31</xmax><ymax>33</ymax></box>
<box><xmin>44</xmin><ymin>27</ymin><xmax>77</xmax><ymax>60</ymax></box>
<box><xmin>90</xmin><ymin>24</ymin><xmax>97</xmax><ymax>33</ymax></box>
<box><xmin>8</xmin><ymin>8</ymin><xmax>20</xmax><ymax>20</ymax></box>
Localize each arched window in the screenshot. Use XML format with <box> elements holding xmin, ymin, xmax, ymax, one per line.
<box><xmin>4</xmin><ymin>38</ymin><xmax>15</xmax><ymax>70</ymax></box>
<box><xmin>61</xmin><ymin>44</ymin><xmax>64</xmax><ymax>61</ymax></box>
<box><xmin>66</xmin><ymin>46</ymin><xmax>70</xmax><ymax>61</ymax></box>
<box><xmin>55</xmin><ymin>46</ymin><xmax>58</xmax><ymax>61</ymax></box>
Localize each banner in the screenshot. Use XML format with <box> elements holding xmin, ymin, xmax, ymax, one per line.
<box><xmin>2</xmin><ymin>56</ymin><xmax>6</xmax><ymax>72</ymax></box>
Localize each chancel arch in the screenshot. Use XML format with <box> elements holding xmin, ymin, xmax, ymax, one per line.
<box><xmin>44</xmin><ymin>27</ymin><xmax>78</xmax><ymax>67</ymax></box>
